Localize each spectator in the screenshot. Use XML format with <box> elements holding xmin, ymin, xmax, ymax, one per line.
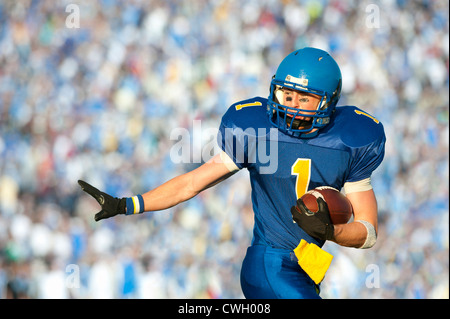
<box><xmin>0</xmin><ymin>0</ymin><xmax>448</xmax><ymax>298</ymax></box>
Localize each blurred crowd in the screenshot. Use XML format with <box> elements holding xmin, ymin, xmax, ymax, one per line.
<box><xmin>0</xmin><ymin>0</ymin><xmax>448</xmax><ymax>299</ymax></box>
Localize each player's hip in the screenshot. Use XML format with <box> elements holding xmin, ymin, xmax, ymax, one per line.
<box><xmin>240</xmin><ymin>244</ymin><xmax>321</xmax><ymax>299</ymax></box>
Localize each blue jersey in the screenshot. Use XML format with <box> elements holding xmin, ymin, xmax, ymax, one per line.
<box><xmin>217</xmin><ymin>97</ymin><xmax>386</xmax><ymax>250</ymax></box>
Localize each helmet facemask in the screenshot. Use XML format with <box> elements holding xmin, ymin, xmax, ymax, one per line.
<box><xmin>268</xmin><ymin>78</ymin><xmax>334</xmax><ymax>137</ymax></box>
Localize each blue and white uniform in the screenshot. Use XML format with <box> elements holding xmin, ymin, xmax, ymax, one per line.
<box><xmin>217</xmin><ymin>96</ymin><xmax>386</xmax><ymax>298</ymax></box>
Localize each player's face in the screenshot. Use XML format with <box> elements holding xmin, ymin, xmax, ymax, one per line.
<box><xmin>281</xmin><ymin>88</ymin><xmax>322</xmax><ymax>120</ymax></box>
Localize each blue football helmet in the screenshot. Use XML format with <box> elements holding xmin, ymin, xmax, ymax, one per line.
<box><xmin>267</xmin><ymin>47</ymin><xmax>342</xmax><ymax>137</ymax></box>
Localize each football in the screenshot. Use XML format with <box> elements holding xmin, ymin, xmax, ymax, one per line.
<box><xmin>300</xmin><ymin>186</ymin><xmax>353</xmax><ymax>224</ymax></box>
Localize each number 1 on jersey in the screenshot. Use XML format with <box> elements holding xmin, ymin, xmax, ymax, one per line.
<box><xmin>291</xmin><ymin>158</ymin><xmax>311</xmax><ymax>199</ymax></box>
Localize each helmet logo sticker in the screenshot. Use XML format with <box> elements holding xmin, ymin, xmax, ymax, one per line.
<box><xmin>285</xmin><ymin>75</ymin><xmax>308</xmax><ymax>87</ymax></box>
<box><xmin>318</xmin><ymin>56</ymin><xmax>323</xmax><ymax>61</ymax></box>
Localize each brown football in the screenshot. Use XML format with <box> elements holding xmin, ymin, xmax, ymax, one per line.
<box><xmin>300</xmin><ymin>186</ymin><xmax>353</xmax><ymax>225</ymax></box>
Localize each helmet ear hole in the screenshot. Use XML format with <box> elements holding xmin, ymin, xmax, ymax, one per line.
<box><xmin>329</xmin><ymin>79</ymin><xmax>342</xmax><ymax>108</ymax></box>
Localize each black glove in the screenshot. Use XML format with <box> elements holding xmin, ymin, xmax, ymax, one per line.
<box><xmin>78</xmin><ymin>180</ymin><xmax>126</xmax><ymax>221</ymax></box>
<box><xmin>290</xmin><ymin>197</ymin><xmax>335</xmax><ymax>241</ymax></box>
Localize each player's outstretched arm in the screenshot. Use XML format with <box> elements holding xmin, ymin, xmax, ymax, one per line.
<box><xmin>140</xmin><ymin>152</ymin><xmax>237</xmax><ymax>212</ymax></box>
<box><xmin>79</xmin><ymin>152</ymin><xmax>238</xmax><ymax>221</ymax></box>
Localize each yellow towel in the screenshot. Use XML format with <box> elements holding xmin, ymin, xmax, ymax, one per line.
<box><xmin>294</xmin><ymin>239</ymin><xmax>334</xmax><ymax>285</ymax></box>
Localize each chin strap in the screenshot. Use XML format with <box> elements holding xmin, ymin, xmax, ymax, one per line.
<box><xmin>289</xmin><ymin>117</ymin><xmax>313</xmax><ymax>130</ymax></box>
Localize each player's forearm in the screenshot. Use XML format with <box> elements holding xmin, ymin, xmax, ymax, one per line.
<box><xmin>139</xmin><ymin>155</ymin><xmax>236</xmax><ymax>212</ymax></box>
<box><xmin>336</xmin><ymin>190</ymin><xmax>378</xmax><ymax>248</ymax></box>
<box><xmin>331</xmin><ymin>221</ymin><xmax>369</xmax><ymax>248</ymax></box>
<box><xmin>140</xmin><ymin>171</ymin><xmax>199</xmax><ymax>212</ymax></box>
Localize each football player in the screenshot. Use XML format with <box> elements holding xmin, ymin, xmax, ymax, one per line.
<box><xmin>78</xmin><ymin>47</ymin><xmax>385</xmax><ymax>298</ymax></box>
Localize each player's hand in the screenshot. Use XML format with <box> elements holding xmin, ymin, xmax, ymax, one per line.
<box><xmin>290</xmin><ymin>197</ymin><xmax>335</xmax><ymax>241</ymax></box>
<box><xmin>78</xmin><ymin>180</ymin><xmax>126</xmax><ymax>221</ymax></box>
